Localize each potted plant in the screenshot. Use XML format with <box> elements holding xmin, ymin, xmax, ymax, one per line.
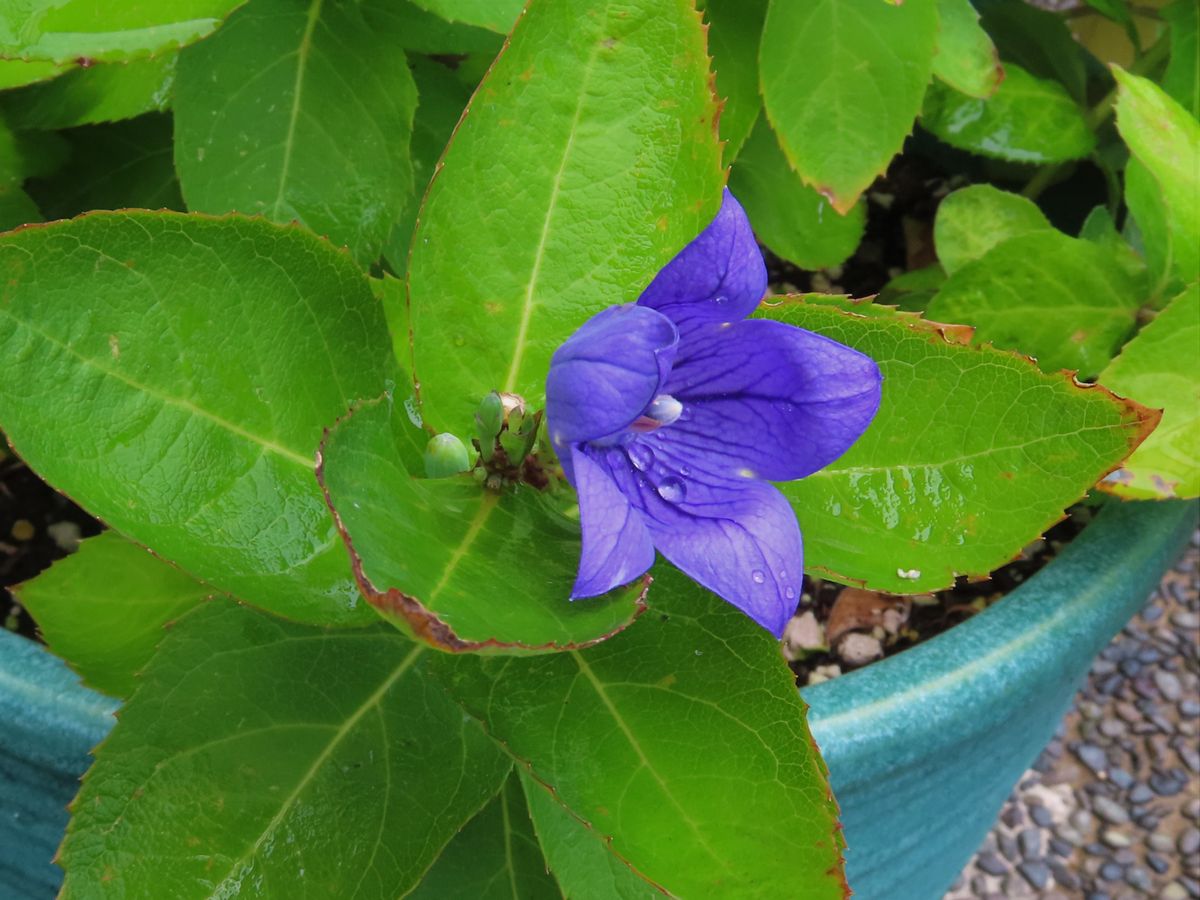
<box><xmin>1</xmin><ymin>0</ymin><xmax>1195</xmax><ymax>897</ymax></box>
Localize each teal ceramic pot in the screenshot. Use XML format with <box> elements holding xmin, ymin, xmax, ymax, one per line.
<box><xmin>804</xmin><ymin>498</ymin><xmax>1197</xmax><ymax>900</ymax></box>
<box><xmin>0</xmin><ymin>499</ymin><xmax>1193</xmax><ymax>898</ymax></box>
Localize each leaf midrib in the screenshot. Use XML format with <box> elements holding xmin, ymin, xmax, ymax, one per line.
<box><xmin>271</xmin><ymin>0</ymin><xmax>324</xmax><ymax>221</ymax></box>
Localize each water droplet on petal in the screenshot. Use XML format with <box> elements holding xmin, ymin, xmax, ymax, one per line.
<box><xmin>751</xmin><ymin>570</ymin><xmax>765</xmax><ymax>584</ymax></box>
<box><xmin>679</xmin><ymin>465</ymin><xmax>690</xmax><ymax>477</ymax></box>
<box><xmin>627</xmin><ymin>442</ymin><xmax>654</xmax><ymax>472</ymax></box>
<box><xmin>713</xmin><ymin>294</ymin><xmax>727</xmax><ymax>305</ymax></box>
<box><xmin>657</xmin><ymin>477</ymin><xmax>685</xmax><ymax>502</ymax></box>
<box><xmin>785</xmin><ymin>587</ymin><xmax>796</xmax><ymax>600</ymax></box>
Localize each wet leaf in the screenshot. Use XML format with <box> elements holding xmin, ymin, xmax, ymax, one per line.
<box><xmin>704</xmin><ymin>0</ymin><xmax>768</xmax><ymax>163</ymax></box>
<box><xmin>408</xmin><ymin>0</ymin><xmax>723</xmax><ymax>433</ymax></box>
<box><xmin>14</xmin><ymin>531</ymin><xmax>211</xmax><ymax>698</ymax></box>
<box><xmin>933</xmin><ymin>0</ymin><xmax>1002</xmax><ymax>99</ymax></box>
<box><xmin>318</xmin><ymin>396</ymin><xmax>646</xmax><ymax>653</ymax></box>
<box><xmin>730</xmin><ymin>117</ymin><xmax>866</xmax><ymax>271</ymax></box>
<box><xmin>59</xmin><ymin>601</ymin><xmax>511</xmax><ymax>899</ymax></box>
<box><xmin>933</xmin><ymin>184</ymin><xmax>1053</xmax><ymax>275</ymax></box>
<box><xmin>434</xmin><ymin>565</ymin><xmax>846</xmax><ymax>899</ymax></box>
<box><xmin>760</xmin><ymin>0</ymin><xmax>939</xmax><ymax>213</ymax></box>
<box><xmin>174</xmin><ymin>0</ymin><xmax>417</xmax><ymax>264</ymax></box>
<box><xmin>921</xmin><ymin>63</ymin><xmax>1095</xmax><ymax>164</ymax></box>
<box><xmin>1098</xmin><ymin>284</ymin><xmax>1200</xmax><ymax>500</ymax></box>
<box><xmin>0</xmin><ymin>212</ymin><xmax>398</xmax><ymax>625</ymax></box>
<box><xmin>763</xmin><ymin>296</ymin><xmax>1157</xmax><ymax>594</ymax></box>
<box><xmin>926</xmin><ymin>229</ymin><xmax>1144</xmax><ymax>376</ymax></box>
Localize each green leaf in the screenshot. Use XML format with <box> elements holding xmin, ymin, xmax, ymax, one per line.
<box><xmin>974</xmin><ymin>0</ymin><xmax>1089</xmax><ymax>101</ymax></box>
<box><xmin>932</xmin><ymin>0</ymin><xmax>1002</xmax><ymax>99</ymax></box>
<box><xmin>174</xmin><ymin>0</ymin><xmax>417</xmax><ymax>265</ymax></box>
<box><xmin>762</xmin><ymin>296</ymin><xmax>1156</xmax><ymax>593</ymax></box>
<box><xmin>318</xmin><ymin>396</ymin><xmax>646</xmax><ymax>652</ymax></box>
<box><xmin>1098</xmin><ymin>284</ymin><xmax>1200</xmax><ymax>500</ymax></box>
<box><xmin>434</xmin><ymin>566</ymin><xmax>846</xmax><ymax>899</ymax></box>
<box><xmin>877</xmin><ymin>264</ymin><xmax>946</xmax><ymax>313</ymax></box>
<box><xmin>13</xmin><ymin>531</ymin><xmax>210</xmax><ymax>698</ymax></box>
<box><xmin>410</xmin><ymin>774</ymin><xmax>559</xmax><ymax>899</ymax></box>
<box><xmin>1163</xmin><ymin>0</ymin><xmax>1199</xmax><ymax>119</ymax></box>
<box><xmin>921</xmin><ymin>62</ymin><xmax>1096</xmax><ymax>164</ymax></box>
<box><xmin>408</xmin><ymin>0</ymin><xmax>723</xmax><ymax>434</ymax></box>
<box><xmin>0</xmin><ymin>180</ymin><xmax>38</xmax><ymax>229</ymax></box>
<box><xmin>759</xmin><ymin>0</ymin><xmax>939</xmax><ymax>213</ymax></box>
<box><xmin>406</xmin><ymin>0</ymin><xmax>524</xmax><ymax>33</ymax></box>
<box><xmin>1113</xmin><ymin>67</ymin><xmax>1200</xmax><ymax>293</ymax></box>
<box><xmin>25</xmin><ymin>114</ymin><xmax>184</xmax><ymax>219</ymax></box>
<box><xmin>0</xmin><ymin>57</ymin><xmax>69</xmax><ymax>90</ymax></box>
<box><xmin>364</xmin><ymin>1</ymin><xmax>503</xmax><ymax>55</ymax></box>
<box><xmin>933</xmin><ymin>184</ymin><xmax>1053</xmax><ymax>275</ymax></box>
<box><xmin>729</xmin><ymin>116</ymin><xmax>865</xmax><ymax>271</ymax></box>
<box><xmin>0</xmin><ymin>211</ymin><xmax>398</xmax><ymax>626</ymax></box>
<box><xmin>0</xmin><ymin>54</ymin><xmax>174</xmax><ymax>130</ymax></box>
<box><xmin>926</xmin><ymin>230</ymin><xmax>1144</xmax><ymax>376</ymax></box>
<box><xmin>0</xmin><ymin>0</ymin><xmax>247</xmax><ymax>64</ymax></box>
<box><xmin>703</xmin><ymin>0</ymin><xmax>768</xmax><ymax>163</ymax></box>
<box><xmin>520</xmin><ymin>771</ymin><xmax>660</xmax><ymax>900</ymax></box>
<box><xmin>59</xmin><ymin>600</ymin><xmax>511</xmax><ymax>899</ymax></box>
<box><xmin>1078</xmin><ymin>204</ymin><xmax>1147</xmax><ymax>285</ymax></box>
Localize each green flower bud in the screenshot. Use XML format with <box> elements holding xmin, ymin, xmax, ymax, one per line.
<box><xmin>424</xmin><ymin>433</ymin><xmax>471</xmax><ymax>478</ymax></box>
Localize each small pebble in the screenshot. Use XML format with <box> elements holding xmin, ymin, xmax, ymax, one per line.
<box><xmin>1148</xmin><ymin>853</ymin><xmax>1170</xmax><ymax>874</ymax></box>
<box><xmin>1154</xmin><ymin>669</ymin><xmax>1183</xmax><ymax>700</ymax></box>
<box><xmin>1149</xmin><ymin>771</ymin><xmax>1185</xmax><ymax>796</ymax></box>
<box><xmin>1056</xmin><ymin>825</ymin><xmax>1085</xmax><ymax>845</ymax></box>
<box><xmin>1018</xmin><ymin>827</ymin><xmax>1042</xmax><ymax>859</ymax></box>
<box><xmin>1100</xmin><ymin>860</ymin><xmax>1125</xmax><ymax>880</ymax></box>
<box><xmin>1030</xmin><ymin>804</ymin><xmax>1053</xmax><ymax>828</ymax></box>
<box><xmin>1148</xmin><ymin>832</ymin><xmax>1175</xmax><ymax>852</ymax></box>
<box><xmin>1119</xmin><ymin>658</ymin><xmax>1141</xmax><ymax>677</ymax></box>
<box><xmin>1070</xmin><ymin>809</ymin><xmax>1094</xmax><ymax>832</ymax></box>
<box><xmin>1108</xmin><ymin>767</ymin><xmax>1133</xmax><ymax>789</ymax></box>
<box><xmin>1125</xmin><ymin>866</ymin><xmax>1152</xmax><ymax>890</ymax></box>
<box><xmin>976</xmin><ymin>851</ymin><xmax>1007</xmax><ymax>877</ymax></box>
<box><xmin>1116</xmin><ymin>701</ymin><xmax>1142</xmax><ymax>723</ymax></box>
<box><xmin>1102</xmin><ymin>829</ymin><xmax>1132</xmax><ymax>848</ymax></box>
<box><xmin>1001</xmin><ymin>805</ymin><xmax>1023</xmax><ymax>828</ymax></box>
<box><xmin>997</xmin><ymin>832</ymin><xmax>1018</xmax><ymax>862</ymax></box>
<box><xmin>1181</xmin><ymin>699</ymin><xmax>1200</xmax><ymax>718</ymax></box>
<box><xmin>1077</xmin><ymin>743</ymin><xmax>1109</xmax><ymax>775</ymax></box>
<box><xmin>1047</xmin><ymin>857</ymin><xmax>1078</xmax><ymax>889</ymax></box>
<box><xmin>1086</xmin><ymin>841</ymin><xmax>1111</xmax><ymax>856</ymax></box>
<box><xmin>1017</xmin><ymin>859</ymin><xmax>1050</xmax><ymax>890</ymax></box>
<box><xmin>1181</xmin><ymin>828</ymin><xmax>1200</xmax><ymax>857</ymax></box>
<box><xmin>1085</xmin><ymin>891</ymin><xmax>1110</xmax><ymax>900</ymax></box>
<box><xmin>1162</xmin><ymin>884</ymin><xmax>1188</xmax><ymax>900</ymax></box>
<box><xmin>1093</xmin><ymin>795</ymin><xmax>1131</xmax><ymax>825</ymax></box>
<box><xmin>1172</xmin><ymin>610</ymin><xmax>1200</xmax><ymax>629</ymax></box>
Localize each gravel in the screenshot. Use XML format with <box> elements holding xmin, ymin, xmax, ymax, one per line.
<box><xmin>945</xmin><ymin>534</ymin><xmax>1200</xmax><ymax>898</ymax></box>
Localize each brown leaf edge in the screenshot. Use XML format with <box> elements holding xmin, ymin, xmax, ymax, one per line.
<box><xmin>758</xmin><ymin>293</ymin><xmax>1162</xmax><ymax>590</ymax></box>
<box><xmin>315</xmin><ymin>400</ymin><xmax>649</xmax><ymax>655</ymax></box>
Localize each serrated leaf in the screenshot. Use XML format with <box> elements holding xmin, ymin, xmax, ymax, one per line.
<box><xmin>1098</xmin><ymin>284</ymin><xmax>1200</xmax><ymax>500</ymax></box>
<box><xmin>0</xmin><ymin>1</ymin><xmax>247</xmax><ymax>64</ymax></box>
<box><xmin>730</xmin><ymin>117</ymin><xmax>865</xmax><ymax>271</ymax></box>
<box><xmin>1163</xmin><ymin>0</ymin><xmax>1199</xmax><ymax>118</ymax></box>
<box><xmin>365</xmin><ymin>0</ymin><xmax>503</xmax><ymax>55</ymax></box>
<box><xmin>0</xmin><ymin>212</ymin><xmax>398</xmax><ymax>625</ymax></box>
<box><xmin>760</xmin><ymin>0</ymin><xmax>939</xmax><ymax>214</ymax></box>
<box><xmin>704</xmin><ymin>0</ymin><xmax>767</xmax><ymax>163</ymax></box>
<box><xmin>933</xmin><ymin>184</ymin><xmax>1053</xmax><ymax>275</ymax></box>
<box><xmin>318</xmin><ymin>396</ymin><xmax>646</xmax><ymax>653</ymax></box>
<box><xmin>0</xmin><ymin>57</ymin><xmax>69</xmax><ymax>89</ymax></box>
<box><xmin>408</xmin><ymin>0</ymin><xmax>723</xmax><ymax>434</ymax></box>
<box><xmin>1114</xmin><ymin>68</ymin><xmax>1200</xmax><ymax>294</ymax></box>
<box><xmin>174</xmin><ymin>0</ymin><xmax>417</xmax><ymax>265</ymax></box>
<box><xmin>25</xmin><ymin>114</ymin><xmax>184</xmax><ymax>219</ymax></box>
<box><xmin>975</xmin><ymin>0</ymin><xmax>1089</xmax><ymax>101</ymax></box>
<box><xmin>0</xmin><ymin>54</ymin><xmax>174</xmax><ymax>130</ymax></box>
<box><xmin>410</xmin><ymin>774</ymin><xmax>559</xmax><ymax>899</ymax></box>
<box><xmin>877</xmin><ymin>264</ymin><xmax>946</xmax><ymax>313</ymax></box>
<box><xmin>921</xmin><ymin>63</ymin><xmax>1096</xmax><ymax>164</ymax></box>
<box><xmin>14</xmin><ymin>531</ymin><xmax>210</xmax><ymax>698</ymax></box>
<box><xmin>933</xmin><ymin>0</ymin><xmax>1002</xmax><ymax>99</ymax></box>
<box><xmin>406</xmin><ymin>0</ymin><xmax>524</xmax><ymax>33</ymax></box>
<box><xmin>761</xmin><ymin>297</ymin><xmax>1156</xmax><ymax>593</ymax></box>
<box><xmin>926</xmin><ymin>230</ymin><xmax>1144</xmax><ymax>376</ymax></box>
<box><xmin>520</xmin><ymin>771</ymin><xmax>660</xmax><ymax>900</ymax></box>
<box><xmin>59</xmin><ymin>600</ymin><xmax>511</xmax><ymax>899</ymax></box>
<box><xmin>435</xmin><ymin>566</ymin><xmax>846</xmax><ymax>899</ymax></box>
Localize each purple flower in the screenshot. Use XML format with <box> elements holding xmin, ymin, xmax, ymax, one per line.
<box><xmin>546</xmin><ymin>190</ymin><xmax>881</xmax><ymax>637</ymax></box>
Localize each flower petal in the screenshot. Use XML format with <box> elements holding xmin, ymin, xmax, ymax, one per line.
<box><xmin>588</xmin><ymin>444</ymin><xmax>802</xmax><ymax>637</ymax></box>
<box><xmin>546</xmin><ymin>304</ymin><xmax>678</xmax><ymax>448</ymax></box>
<box><xmin>569</xmin><ymin>446</ymin><xmax>656</xmax><ymax>598</ymax></box>
<box><xmin>636</xmin><ymin>189</ymin><xmax>767</xmax><ymax>335</ymax></box>
<box><xmin>660</xmin><ymin>318</ymin><xmax>882</xmax><ymax>481</ymax></box>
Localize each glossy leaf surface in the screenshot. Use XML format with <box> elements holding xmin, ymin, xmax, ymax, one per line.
<box><xmin>14</xmin><ymin>531</ymin><xmax>211</xmax><ymax>698</ymax></box>
<box><xmin>759</xmin><ymin>0</ymin><xmax>938</xmax><ymax>213</ymax></box>
<box><xmin>318</xmin><ymin>397</ymin><xmax>646</xmax><ymax>652</ymax></box>
<box><xmin>730</xmin><ymin>117</ymin><xmax>865</xmax><ymax>271</ymax></box>
<box><xmin>0</xmin><ymin>54</ymin><xmax>174</xmax><ymax>130</ymax></box>
<box><xmin>406</xmin><ymin>0</ymin><xmax>524</xmax><ymax>32</ymax></box>
<box><xmin>408</xmin><ymin>0</ymin><xmax>723</xmax><ymax>433</ymax></box>
<box><xmin>704</xmin><ymin>0</ymin><xmax>768</xmax><ymax>162</ymax></box>
<box><xmin>933</xmin><ymin>0</ymin><xmax>1002</xmax><ymax>99</ymax></box>
<box><xmin>0</xmin><ymin>1</ymin><xmax>246</xmax><ymax>64</ymax></box>
<box><xmin>926</xmin><ymin>230</ymin><xmax>1144</xmax><ymax>377</ymax></box>
<box><xmin>175</xmin><ymin>0</ymin><xmax>417</xmax><ymax>264</ymax></box>
<box><xmin>922</xmin><ymin>63</ymin><xmax>1095</xmax><ymax>163</ymax></box>
<box><xmin>933</xmin><ymin>184</ymin><xmax>1053</xmax><ymax>275</ymax></box>
<box><xmin>1099</xmin><ymin>285</ymin><xmax>1200</xmax><ymax>500</ymax></box>
<box><xmin>1114</xmin><ymin>68</ymin><xmax>1200</xmax><ymax>293</ymax></box>
<box><xmin>763</xmin><ymin>297</ymin><xmax>1156</xmax><ymax>593</ymax></box>
<box><xmin>434</xmin><ymin>566</ymin><xmax>846</xmax><ymax>899</ymax></box>
<box><xmin>0</xmin><ymin>212</ymin><xmax>396</xmax><ymax>625</ymax></box>
<box><xmin>59</xmin><ymin>601</ymin><xmax>511</xmax><ymax>899</ymax></box>
<box><xmin>410</xmin><ymin>774</ymin><xmax>559</xmax><ymax>899</ymax></box>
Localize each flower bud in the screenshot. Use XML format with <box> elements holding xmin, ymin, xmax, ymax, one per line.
<box><xmin>424</xmin><ymin>433</ymin><xmax>471</xmax><ymax>478</ymax></box>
